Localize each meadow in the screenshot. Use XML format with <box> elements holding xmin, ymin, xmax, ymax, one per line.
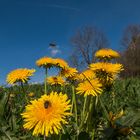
<box><xmin>0</xmin><ymin>49</ymin><xmax>140</xmax><ymax>140</ymax></box>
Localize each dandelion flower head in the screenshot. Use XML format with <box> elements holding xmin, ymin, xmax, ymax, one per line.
<box><xmin>6</xmin><ymin>68</ymin><xmax>35</xmax><ymax>85</ymax></box>
<box><xmin>21</xmin><ymin>92</ymin><xmax>71</xmax><ymax>137</ymax></box>
<box><xmin>76</xmin><ymin>79</ymin><xmax>102</xmax><ymax>96</ymax></box>
<box><xmin>78</xmin><ymin>69</ymin><xmax>96</xmax><ymax>81</ymax></box>
<box><xmin>54</xmin><ymin>58</ymin><xmax>69</xmax><ymax>68</ymax></box>
<box><xmin>60</xmin><ymin>67</ymin><xmax>78</xmax><ymax>79</ymax></box>
<box><xmin>36</xmin><ymin>57</ymin><xmax>55</xmax><ymax>68</ymax></box>
<box><xmin>46</xmin><ymin>76</ymin><xmax>65</xmax><ymax>86</ymax></box>
<box><xmin>95</xmin><ymin>48</ymin><xmax>120</xmax><ymax>60</ymax></box>
<box><xmin>89</xmin><ymin>62</ymin><xmax>123</xmax><ymax>75</ymax></box>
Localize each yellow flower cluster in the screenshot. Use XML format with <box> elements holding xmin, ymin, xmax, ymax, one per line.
<box><xmin>6</xmin><ymin>68</ymin><xmax>35</xmax><ymax>85</ymax></box>
<box><xmin>21</xmin><ymin>92</ymin><xmax>71</xmax><ymax>137</ymax></box>
<box><xmin>76</xmin><ymin>48</ymin><xmax>123</xmax><ymax>96</ymax></box>
<box><xmin>4</xmin><ymin>48</ymin><xmax>124</xmax><ymax>138</ymax></box>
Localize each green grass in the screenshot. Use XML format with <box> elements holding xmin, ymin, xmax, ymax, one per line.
<box><xmin>0</xmin><ymin>78</ymin><xmax>140</xmax><ymax>140</ymax></box>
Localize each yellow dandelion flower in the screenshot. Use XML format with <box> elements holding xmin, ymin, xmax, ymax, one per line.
<box><xmin>54</xmin><ymin>58</ymin><xmax>69</xmax><ymax>68</ymax></box>
<box><xmin>95</xmin><ymin>48</ymin><xmax>120</xmax><ymax>60</ymax></box>
<box><xmin>36</xmin><ymin>57</ymin><xmax>55</xmax><ymax>68</ymax></box>
<box><xmin>90</xmin><ymin>62</ymin><xmax>123</xmax><ymax>85</ymax></box>
<box><xmin>46</xmin><ymin>76</ymin><xmax>65</xmax><ymax>86</ymax></box>
<box><xmin>36</xmin><ymin>57</ymin><xmax>69</xmax><ymax>69</ymax></box>
<box><xmin>78</xmin><ymin>69</ymin><xmax>96</xmax><ymax>81</ymax></box>
<box><xmin>90</xmin><ymin>62</ymin><xmax>123</xmax><ymax>75</ymax></box>
<box><xmin>21</xmin><ymin>92</ymin><xmax>71</xmax><ymax>137</ymax></box>
<box><xmin>6</xmin><ymin>68</ymin><xmax>35</xmax><ymax>85</ymax></box>
<box><xmin>60</xmin><ymin>67</ymin><xmax>78</xmax><ymax>79</ymax></box>
<box><xmin>76</xmin><ymin>79</ymin><xmax>102</xmax><ymax>96</ymax></box>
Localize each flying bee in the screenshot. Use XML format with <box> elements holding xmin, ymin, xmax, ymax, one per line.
<box><xmin>49</xmin><ymin>43</ymin><xmax>57</xmax><ymax>48</ymax></box>
<box><xmin>44</xmin><ymin>100</ymin><xmax>51</xmax><ymax>109</ymax></box>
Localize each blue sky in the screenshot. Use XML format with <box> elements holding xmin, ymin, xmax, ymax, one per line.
<box><xmin>0</xmin><ymin>0</ymin><xmax>140</xmax><ymax>84</ymax></box>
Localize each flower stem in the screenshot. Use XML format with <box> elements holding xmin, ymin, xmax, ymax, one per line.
<box><xmin>79</xmin><ymin>96</ymin><xmax>87</xmax><ymax>130</ymax></box>
<box><xmin>91</xmin><ymin>129</ymin><xmax>95</xmax><ymax>140</ymax></box>
<box><xmin>44</xmin><ymin>68</ymin><xmax>48</xmax><ymax>94</ymax></box>
<box><xmin>20</xmin><ymin>82</ymin><xmax>28</xmax><ymax>102</ymax></box>
<box><xmin>70</xmin><ymin>85</ymin><xmax>78</xmax><ymax>127</ymax></box>
<box><xmin>44</xmin><ymin>135</ymin><xmax>46</xmax><ymax>140</ymax></box>
<box><xmin>59</xmin><ymin>134</ymin><xmax>62</xmax><ymax>140</ymax></box>
<box><xmin>87</xmin><ymin>96</ymin><xmax>94</xmax><ymax>132</ymax></box>
<box><xmin>20</xmin><ymin>82</ymin><xmax>25</xmax><ymax>93</ymax></box>
<box><xmin>99</xmin><ymin>96</ymin><xmax>109</xmax><ymax>121</ymax></box>
<box><xmin>72</xmin><ymin>85</ymin><xmax>78</xmax><ymax>126</ymax></box>
<box><xmin>70</xmin><ymin>97</ymin><xmax>74</xmax><ymax>113</ymax></box>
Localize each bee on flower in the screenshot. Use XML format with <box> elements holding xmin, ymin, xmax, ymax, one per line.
<box><xmin>21</xmin><ymin>92</ymin><xmax>71</xmax><ymax>137</ymax></box>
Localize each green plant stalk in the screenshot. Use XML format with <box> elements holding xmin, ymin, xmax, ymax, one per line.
<box><xmin>91</xmin><ymin>129</ymin><xmax>95</xmax><ymax>140</ymax></box>
<box><xmin>88</xmin><ymin>96</ymin><xmax>98</xmax><ymax>140</ymax></box>
<box><xmin>87</xmin><ymin>96</ymin><xmax>94</xmax><ymax>132</ymax></box>
<box><xmin>73</xmin><ymin>86</ymin><xmax>78</xmax><ymax>126</ymax></box>
<box><xmin>70</xmin><ymin>85</ymin><xmax>78</xmax><ymax>128</ymax></box>
<box><xmin>20</xmin><ymin>82</ymin><xmax>28</xmax><ymax>103</ymax></box>
<box><xmin>88</xmin><ymin>96</ymin><xmax>99</xmax><ymax>140</ymax></box>
<box><xmin>70</xmin><ymin>97</ymin><xmax>74</xmax><ymax>113</ymax></box>
<box><xmin>79</xmin><ymin>96</ymin><xmax>87</xmax><ymax>131</ymax></box>
<box><xmin>0</xmin><ymin>93</ymin><xmax>9</xmax><ymax>122</ymax></box>
<box><xmin>44</xmin><ymin>68</ymin><xmax>48</xmax><ymax>94</ymax></box>
<box><xmin>44</xmin><ymin>134</ymin><xmax>46</xmax><ymax>140</ymax></box>
<box><xmin>59</xmin><ymin>134</ymin><xmax>62</xmax><ymax>140</ymax></box>
<box><xmin>20</xmin><ymin>82</ymin><xmax>25</xmax><ymax>93</ymax></box>
<box><xmin>82</xmin><ymin>96</ymin><xmax>87</xmax><ymax>120</ymax></box>
<box><xmin>60</xmin><ymin>86</ymin><xmax>63</xmax><ymax>93</ymax></box>
<box><xmin>2</xmin><ymin>130</ymin><xmax>12</xmax><ymax>140</ymax></box>
<box><xmin>99</xmin><ymin>96</ymin><xmax>109</xmax><ymax>121</ymax></box>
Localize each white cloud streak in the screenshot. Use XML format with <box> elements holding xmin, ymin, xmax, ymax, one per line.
<box><xmin>47</xmin><ymin>4</ymin><xmax>80</xmax><ymax>11</ymax></box>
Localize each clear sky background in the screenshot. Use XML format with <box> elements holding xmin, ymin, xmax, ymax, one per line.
<box><xmin>0</xmin><ymin>0</ymin><xmax>140</xmax><ymax>85</ymax></box>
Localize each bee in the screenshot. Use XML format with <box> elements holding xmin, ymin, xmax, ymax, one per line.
<box><xmin>44</xmin><ymin>100</ymin><xmax>51</xmax><ymax>109</ymax></box>
<box><xmin>49</xmin><ymin>43</ymin><xmax>56</xmax><ymax>48</ymax></box>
